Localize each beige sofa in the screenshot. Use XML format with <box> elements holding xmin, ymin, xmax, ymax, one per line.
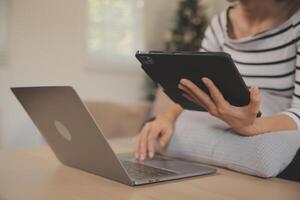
<box><xmin>85</xmin><ymin>88</ymin><xmax>169</xmax><ymax>139</ymax></box>
<box><xmin>85</xmin><ymin>101</ymin><xmax>152</xmax><ymax>139</ymax></box>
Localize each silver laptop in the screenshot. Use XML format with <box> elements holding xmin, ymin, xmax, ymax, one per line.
<box><xmin>11</xmin><ymin>86</ymin><xmax>216</xmax><ymax>186</ymax></box>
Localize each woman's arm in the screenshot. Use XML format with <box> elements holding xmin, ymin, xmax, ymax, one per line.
<box><xmin>178</xmin><ymin>31</ymin><xmax>300</xmax><ymax>135</ymax></box>
<box><xmin>134</xmin><ymin>14</ymin><xmax>223</xmax><ymax>159</ymax></box>
<box><xmin>238</xmin><ymin>18</ymin><xmax>300</xmax><ymax>134</ymax></box>
<box><xmin>276</xmin><ymin>39</ymin><xmax>300</xmax><ymax>132</ymax></box>
<box><xmin>151</xmin><ymin>88</ymin><xmax>184</xmax><ymax>121</ymax></box>
<box><xmin>162</xmin><ymin>102</ymin><xmax>184</xmax><ymax>121</ymax></box>
<box><xmin>134</xmin><ymin>94</ymin><xmax>183</xmax><ymax>160</ymax></box>
<box><xmin>252</xmin><ymin>114</ymin><xmax>297</xmax><ymax>134</ymax></box>
<box><xmin>179</xmin><ymin>77</ymin><xmax>298</xmax><ymax>136</ymax></box>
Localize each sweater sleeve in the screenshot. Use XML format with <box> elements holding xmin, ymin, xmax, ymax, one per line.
<box><xmin>199</xmin><ymin>15</ymin><xmax>223</xmax><ymax>52</ymax></box>
<box><xmin>281</xmin><ymin>39</ymin><xmax>300</xmax><ymax>129</ymax></box>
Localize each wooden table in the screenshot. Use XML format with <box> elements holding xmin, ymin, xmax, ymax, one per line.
<box><xmin>0</xmin><ymin>138</ymin><xmax>299</xmax><ymax>200</ymax></box>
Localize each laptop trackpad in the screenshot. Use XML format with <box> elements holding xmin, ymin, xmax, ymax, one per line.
<box><xmin>118</xmin><ymin>153</ymin><xmax>207</xmax><ymax>174</ymax></box>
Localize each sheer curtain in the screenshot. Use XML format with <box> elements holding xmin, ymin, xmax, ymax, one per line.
<box><xmin>87</xmin><ymin>0</ymin><xmax>179</xmax><ymax>72</ymax></box>
<box><xmin>86</xmin><ymin>0</ymin><xmax>227</xmax><ymax>72</ymax></box>
<box><xmin>0</xmin><ymin>0</ymin><xmax>8</xmax><ymax>66</ymax></box>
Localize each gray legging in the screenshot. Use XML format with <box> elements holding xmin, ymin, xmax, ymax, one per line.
<box><xmin>157</xmin><ymin>91</ymin><xmax>300</xmax><ymax>179</ymax></box>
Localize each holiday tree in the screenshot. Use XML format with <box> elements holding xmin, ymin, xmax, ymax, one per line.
<box><xmin>166</xmin><ymin>0</ymin><xmax>207</xmax><ymax>51</ymax></box>
<box><xmin>145</xmin><ymin>0</ymin><xmax>207</xmax><ymax>101</ymax></box>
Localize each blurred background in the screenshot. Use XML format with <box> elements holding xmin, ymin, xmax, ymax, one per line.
<box><xmin>0</xmin><ymin>0</ymin><xmax>227</xmax><ymax>149</ymax></box>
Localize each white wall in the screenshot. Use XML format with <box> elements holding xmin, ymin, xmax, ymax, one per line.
<box><xmin>0</xmin><ymin>0</ymin><xmax>148</xmax><ymax>148</ymax></box>
<box><xmin>0</xmin><ymin>0</ymin><xmax>183</xmax><ymax>148</ymax></box>
<box><xmin>203</xmin><ymin>0</ymin><xmax>229</xmax><ymax>18</ymax></box>
<box><xmin>0</xmin><ymin>0</ymin><xmax>227</xmax><ymax>149</ymax></box>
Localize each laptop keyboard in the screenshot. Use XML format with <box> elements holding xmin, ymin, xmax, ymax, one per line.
<box><xmin>120</xmin><ymin>160</ymin><xmax>177</xmax><ymax>180</ymax></box>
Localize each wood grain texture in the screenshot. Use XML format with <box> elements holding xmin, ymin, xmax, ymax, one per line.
<box><xmin>0</xmin><ymin>138</ymin><xmax>299</xmax><ymax>200</ymax></box>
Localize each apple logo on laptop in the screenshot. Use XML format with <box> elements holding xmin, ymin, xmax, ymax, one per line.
<box><xmin>54</xmin><ymin>120</ymin><xmax>72</xmax><ymax>141</ymax></box>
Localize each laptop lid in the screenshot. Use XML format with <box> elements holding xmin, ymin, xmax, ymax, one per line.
<box><xmin>11</xmin><ymin>86</ymin><xmax>132</xmax><ymax>185</ymax></box>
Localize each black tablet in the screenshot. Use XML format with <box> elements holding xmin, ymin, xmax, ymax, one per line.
<box><xmin>136</xmin><ymin>51</ymin><xmax>250</xmax><ymax>112</ymax></box>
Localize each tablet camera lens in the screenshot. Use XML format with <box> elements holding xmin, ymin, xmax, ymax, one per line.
<box><xmin>140</xmin><ymin>56</ymin><xmax>154</xmax><ymax>65</ymax></box>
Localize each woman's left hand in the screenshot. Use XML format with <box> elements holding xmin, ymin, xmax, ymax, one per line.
<box><xmin>179</xmin><ymin>77</ymin><xmax>261</xmax><ymax>136</ymax></box>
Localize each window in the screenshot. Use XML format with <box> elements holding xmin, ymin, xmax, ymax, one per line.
<box><xmin>0</xmin><ymin>0</ymin><xmax>8</xmax><ymax>66</ymax></box>
<box><xmin>87</xmin><ymin>0</ymin><xmax>144</xmax><ymax>71</ymax></box>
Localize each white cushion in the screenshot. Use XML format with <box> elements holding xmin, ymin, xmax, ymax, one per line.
<box><xmin>158</xmin><ymin>110</ymin><xmax>300</xmax><ymax>178</ymax></box>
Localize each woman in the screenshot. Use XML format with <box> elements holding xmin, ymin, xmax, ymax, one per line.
<box><xmin>135</xmin><ymin>0</ymin><xmax>300</xmax><ymax>179</ymax></box>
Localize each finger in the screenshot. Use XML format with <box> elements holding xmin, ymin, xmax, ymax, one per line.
<box><xmin>180</xmin><ymin>82</ymin><xmax>218</xmax><ymax>116</ymax></box>
<box><xmin>159</xmin><ymin>127</ymin><xmax>173</xmax><ymax>148</ymax></box>
<box><xmin>134</xmin><ymin>125</ymin><xmax>148</xmax><ymax>159</ymax></box>
<box><xmin>248</xmin><ymin>86</ymin><xmax>260</xmax><ymax>114</ymax></box>
<box><xmin>138</xmin><ymin>124</ymin><xmax>150</xmax><ymax>161</ymax></box>
<box><xmin>179</xmin><ymin>82</ymin><xmax>208</xmax><ymax>105</ymax></box>
<box><xmin>134</xmin><ymin>134</ymin><xmax>141</xmax><ymax>159</ymax></box>
<box><xmin>182</xmin><ymin>93</ymin><xmax>207</xmax><ymax>110</ymax></box>
<box><xmin>179</xmin><ymin>83</ymin><xmax>199</xmax><ymax>102</ymax></box>
<box><xmin>180</xmin><ymin>83</ymin><xmax>208</xmax><ymax>109</ymax></box>
<box><xmin>182</xmin><ymin>92</ymin><xmax>196</xmax><ymax>103</ymax></box>
<box><xmin>180</xmin><ymin>79</ymin><xmax>217</xmax><ymax>112</ymax></box>
<box><xmin>147</xmin><ymin>126</ymin><xmax>161</xmax><ymax>159</ymax></box>
<box><xmin>180</xmin><ymin>81</ymin><xmax>216</xmax><ymax>113</ymax></box>
<box><xmin>202</xmin><ymin>78</ymin><xmax>227</xmax><ymax>107</ymax></box>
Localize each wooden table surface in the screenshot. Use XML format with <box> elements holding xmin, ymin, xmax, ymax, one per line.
<box><xmin>0</xmin><ymin>138</ymin><xmax>299</xmax><ymax>200</ymax></box>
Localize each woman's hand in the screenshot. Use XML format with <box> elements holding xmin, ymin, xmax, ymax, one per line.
<box><xmin>179</xmin><ymin>77</ymin><xmax>261</xmax><ymax>136</ymax></box>
<box><xmin>134</xmin><ymin>113</ymin><xmax>176</xmax><ymax>161</ymax></box>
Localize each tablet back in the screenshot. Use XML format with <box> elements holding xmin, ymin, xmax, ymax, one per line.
<box><xmin>136</xmin><ymin>51</ymin><xmax>250</xmax><ymax>111</ymax></box>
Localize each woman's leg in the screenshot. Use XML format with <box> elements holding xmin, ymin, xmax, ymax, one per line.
<box><xmin>158</xmin><ymin>110</ymin><xmax>300</xmax><ymax>178</ymax></box>
<box><xmin>277</xmin><ymin>148</ymin><xmax>300</xmax><ymax>182</ymax></box>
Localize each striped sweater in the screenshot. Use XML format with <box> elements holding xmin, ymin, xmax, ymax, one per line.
<box><xmin>200</xmin><ymin>7</ymin><xmax>300</xmax><ymax>129</ymax></box>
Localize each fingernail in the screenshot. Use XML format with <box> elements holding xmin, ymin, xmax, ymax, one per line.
<box><xmin>140</xmin><ymin>154</ymin><xmax>145</xmax><ymax>161</ymax></box>
<box><xmin>149</xmin><ymin>152</ymin><xmax>154</xmax><ymax>158</ymax></box>
<box><xmin>135</xmin><ymin>153</ymin><xmax>139</xmax><ymax>159</ymax></box>
<box><xmin>251</xmin><ymin>86</ymin><xmax>258</xmax><ymax>94</ymax></box>
<box><xmin>160</xmin><ymin>141</ymin><xmax>165</xmax><ymax>148</ymax></box>
<box><xmin>180</xmin><ymin>79</ymin><xmax>187</xmax><ymax>84</ymax></box>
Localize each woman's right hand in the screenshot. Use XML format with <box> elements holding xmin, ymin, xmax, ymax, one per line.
<box><xmin>134</xmin><ymin>113</ymin><xmax>176</xmax><ymax>161</ymax></box>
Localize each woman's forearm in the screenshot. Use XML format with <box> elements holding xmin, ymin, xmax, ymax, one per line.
<box><xmin>160</xmin><ymin>102</ymin><xmax>184</xmax><ymax>122</ymax></box>
<box><xmin>152</xmin><ymin>87</ymin><xmax>184</xmax><ymax>122</ymax></box>
<box><xmin>254</xmin><ymin>114</ymin><xmax>298</xmax><ymax>134</ymax></box>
